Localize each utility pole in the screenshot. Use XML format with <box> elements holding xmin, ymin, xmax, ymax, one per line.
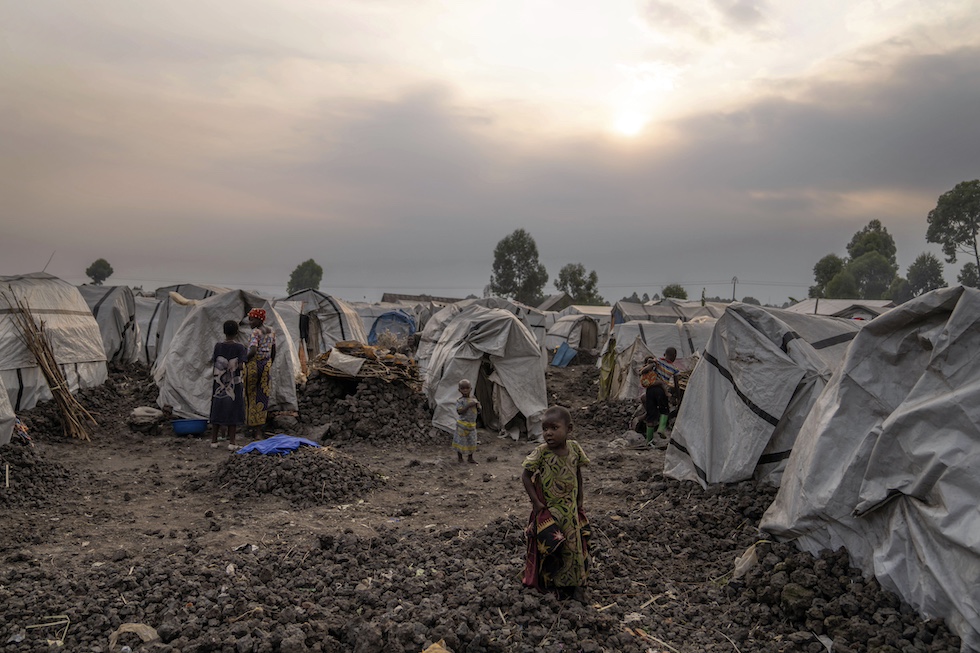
<box><xmin>731</xmin><ymin>276</ymin><xmax>738</xmax><ymax>301</ymax></box>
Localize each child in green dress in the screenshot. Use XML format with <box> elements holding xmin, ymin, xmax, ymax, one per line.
<box><xmin>521</xmin><ymin>405</ymin><xmax>590</xmax><ymax>600</ymax></box>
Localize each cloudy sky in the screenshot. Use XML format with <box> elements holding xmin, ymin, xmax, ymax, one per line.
<box><xmin>2</xmin><ymin>0</ymin><xmax>978</xmax><ymax>305</ymax></box>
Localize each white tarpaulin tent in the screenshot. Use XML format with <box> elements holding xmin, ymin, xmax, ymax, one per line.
<box><xmin>0</xmin><ymin>273</ymin><xmax>108</xmax><ymax>412</ymax></box>
<box><xmin>665</xmin><ymin>303</ymin><xmax>861</xmax><ymax>488</ymax></box>
<box><xmin>135</xmin><ymin>296</ymin><xmax>164</xmax><ymax>366</ymax></box>
<box><xmin>760</xmin><ymin>286</ymin><xmax>980</xmax><ymax>651</ymax></box>
<box><xmin>280</xmin><ymin>289</ymin><xmax>367</xmax><ymax>354</ymax></box>
<box><xmin>558</xmin><ymin>305</ymin><xmax>612</xmax><ymax>345</ymax></box>
<box><xmin>426</xmin><ymin>304</ymin><xmax>547</xmax><ymax>441</ymax></box>
<box><xmin>545</xmin><ymin>314</ymin><xmax>599</xmax><ymax>352</ymax></box>
<box><xmin>0</xmin><ymin>376</ymin><xmax>15</xmax><ymax>446</ymax></box>
<box><xmin>155</xmin><ymin>290</ymin><xmax>300</xmax><ymax>418</ymax></box>
<box><xmin>77</xmin><ymin>285</ymin><xmax>141</xmax><ymax>365</ymax></box>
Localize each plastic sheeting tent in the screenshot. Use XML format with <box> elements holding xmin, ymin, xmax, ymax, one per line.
<box><xmin>0</xmin><ymin>273</ymin><xmax>108</xmax><ymax>411</ymax></box>
<box><xmin>426</xmin><ymin>305</ymin><xmax>547</xmax><ymax>441</ymax></box>
<box><xmin>155</xmin><ymin>290</ymin><xmax>300</xmax><ymax>419</ymax></box>
<box><xmin>367</xmin><ymin>310</ymin><xmax>417</xmax><ymax>346</ymax></box>
<box><xmin>0</xmin><ymin>376</ymin><xmax>15</xmax><ymax>446</ymax></box>
<box><xmin>135</xmin><ymin>296</ymin><xmax>164</xmax><ymax>366</ymax></box>
<box><xmin>279</xmin><ymin>289</ymin><xmax>367</xmax><ymax>354</ymax></box>
<box><xmin>77</xmin><ymin>285</ymin><xmax>141</xmax><ymax>365</ymax></box>
<box><xmin>759</xmin><ymin>286</ymin><xmax>980</xmax><ymax>651</ymax></box>
<box><xmin>544</xmin><ymin>314</ymin><xmax>599</xmax><ymax>352</ymax></box>
<box><xmin>664</xmin><ymin>304</ymin><xmax>861</xmax><ymax>488</ymax></box>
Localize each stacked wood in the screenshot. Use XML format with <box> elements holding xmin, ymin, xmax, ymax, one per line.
<box><xmin>1</xmin><ymin>289</ymin><xmax>97</xmax><ymax>441</ymax></box>
<box><xmin>309</xmin><ymin>341</ymin><xmax>422</xmax><ymax>391</ymax></box>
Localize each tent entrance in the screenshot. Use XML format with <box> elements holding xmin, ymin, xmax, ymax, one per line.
<box><xmin>475</xmin><ymin>355</ymin><xmax>496</xmax><ymax>430</ymax></box>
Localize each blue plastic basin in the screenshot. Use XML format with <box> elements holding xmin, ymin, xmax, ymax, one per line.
<box><xmin>171</xmin><ymin>419</ymin><xmax>209</xmax><ymax>435</ymax></box>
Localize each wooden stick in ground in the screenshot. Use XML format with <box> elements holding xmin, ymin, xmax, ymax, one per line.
<box><xmin>1</xmin><ymin>288</ymin><xmax>97</xmax><ymax>441</ymax></box>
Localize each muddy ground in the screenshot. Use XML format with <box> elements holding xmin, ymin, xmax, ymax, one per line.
<box><xmin>0</xmin><ymin>363</ymin><xmax>961</xmax><ymax>653</ymax></box>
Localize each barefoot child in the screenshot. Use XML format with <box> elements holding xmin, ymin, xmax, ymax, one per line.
<box><xmin>521</xmin><ymin>405</ymin><xmax>591</xmax><ymax>600</ymax></box>
<box><xmin>209</xmin><ymin>320</ymin><xmax>247</xmax><ymax>450</ymax></box>
<box><xmin>454</xmin><ymin>379</ymin><xmax>480</xmax><ymax>464</ymax></box>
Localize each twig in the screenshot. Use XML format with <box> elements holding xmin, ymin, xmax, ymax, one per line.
<box><xmin>230</xmin><ymin>607</ymin><xmax>263</xmax><ymax>623</ymax></box>
<box><xmin>634</xmin><ymin>628</ymin><xmax>681</xmax><ymax>653</ymax></box>
<box><xmin>717</xmin><ymin>629</ymin><xmax>742</xmax><ymax>653</ymax></box>
<box><xmin>497</xmin><ymin>607</ymin><xmax>507</xmax><ymax>625</ymax></box>
<box><xmin>596</xmin><ymin>602</ymin><xmax>617</xmax><ymax>612</ymax></box>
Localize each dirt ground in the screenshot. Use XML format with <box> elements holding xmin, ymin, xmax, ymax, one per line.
<box><xmin>0</xmin><ymin>363</ymin><xmax>962</xmax><ymax>653</ymax></box>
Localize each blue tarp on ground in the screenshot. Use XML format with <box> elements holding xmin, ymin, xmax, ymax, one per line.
<box><xmin>550</xmin><ymin>342</ymin><xmax>577</xmax><ymax>367</ymax></box>
<box><xmin>235</xmin><ymin>434</ymin><xmax>321</xmax><ymax>455</ymax></box>
<box><xmin>367</xmin><ymin>310</ymin><xmax>417</xmax><ymax>345</ymax></box>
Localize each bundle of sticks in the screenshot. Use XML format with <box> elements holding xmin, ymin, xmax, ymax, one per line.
<box><xmin>309</xmin><ymin>341</ymin><xmax>422</xmax><ymax>391</ymax></box>
<box><xmin>1</xmin><ymin>289</ymin><xmax>97</xmax><ymax>441</ymax></box>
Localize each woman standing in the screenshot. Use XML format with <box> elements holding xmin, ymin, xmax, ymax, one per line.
<box><xmin>244</xmin><ymin>308</ymin><xmax>276</xmax><ymax>438</ymax></box>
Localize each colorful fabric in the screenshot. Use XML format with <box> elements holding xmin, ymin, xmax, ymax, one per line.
<box><xmin>654</xmin><ymin>357</ymin><xmax>680</xmax><ymax>385</ymax></box>
<box><xmin>248</xmin><ymin>308</ymin><xmax>266</xmax><ymax>322</ymax></box>
<box><xmin>249</xmin><ymin>327</ymin><xmax>276</xmax><ymax>361</ymax></box>
<box><xmin>210</xmin><ymin>341</ymin><xmax>247</xmax><ymax>426</ymax></box>
<box><xmin>245</xmin><ymin>357</ymin><xmax>271</xmax><ymax>428</ymax></box>
<box><xmin>453</xmin><ymin>395</ymin><xmax>479</xmax><ymax>453</ymax></box>
<box><xmin>522</xmin><ymin>440</ymin><xmax>591</xmax><ymax>589</ymax></box>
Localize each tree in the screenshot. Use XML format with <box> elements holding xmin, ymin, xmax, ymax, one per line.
<box><xmin>825</xmin><ymin>269</ymin><xmax>859</xmax><ymax>299</ymax></box>
<box><xmin>884</xmin><ymin>277</ymin><xmax>912</xmax><ymax>304</ymax></box>
<box><xmin>741</xmin><ymin>296</ymin><xmax>761</xmax><ymax>305</ymax></box>
<box><xmin>847</xmin><ymin>251</ymin><xmax>896</xmax><ymax>300</ymax></box>
<box><xmin>85</xmin><ymin>258</ymin><xmax>114</xmax><ymax>285</ymax></box>
<box><xmin>958</xmin><ymin>263</ymin><xmax>979</xmax><ymax>288</ymax></box>
<box><xmin>661</xmin><ymin>283</ymin><xmax>687</xmax><ymax>300</ymax></box>
<box><xmin>555</xmin><ymin>263</ymin><xmax>606</xmax><ymax>305</ymax></box>
<box><xmin>926</xmin><ymin>180</ymin><xmax>980</xmax><ymax>272</ymax></box>
<box><xmin>847</xmin><ymin>219</ymin><xmax>897</xmax><ymax>266</ymax></box>
<box><xmin>906</xmin><ymin>252</ymin><xmax>945</xmax><ymax>297</ymax></box>
<box><xmin>286</xmin><ymin>259</ymin><xmax>323</xmax><ymax>295</ymax></box>
<box><xmin>809</xmin><ymin>254</ymin><xmax>845</xmax><ymax>298</ymax></box>
<box><xmin>488</xmin><ymin>229</ymin><xmax>548</xmax><ymax>305</ymax></box>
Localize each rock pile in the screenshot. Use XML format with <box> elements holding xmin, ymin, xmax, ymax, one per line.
<box><xmin>0</xmin><ymin>439</ymin><xmax>74</xmax><ymax>508</ymax></box>
<box><xmin>205</xmin><ymin>446</ymin><xmax>385</xmax><ymax>508</ymax></box>
<box><xmin>297</xmin><ymin>375</ymin><xmax>438</xmax><ymax>445</ymax></box>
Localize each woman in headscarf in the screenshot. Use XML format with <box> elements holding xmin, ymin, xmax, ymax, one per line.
<box><xmin>244</xmin><ymin>308</ymin><xmax>276</xmax><ymax>438</ymax></box>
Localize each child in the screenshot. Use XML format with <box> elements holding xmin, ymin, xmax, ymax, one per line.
<box><xmin>454</xmin><ymin>379</ymin><xmax>480</xmax><ymax>464</ymax></box>
<box><xmin>210</xmin><ymin>320</ymin><xmax>248</xmax><ymax>451</ymax></box>
<box><xmin>521</xmin><ymin>405</ymin><xmax>591</xmax><ymax>601</ymax></box>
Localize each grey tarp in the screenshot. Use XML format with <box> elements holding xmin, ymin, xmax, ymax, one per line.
<box><xmin>0</xmin><ymin>376</ymin><xmax>14</xmax><ymax>446</ymax></box>
<box><xmin>544</xmin><ymin>314</ymin><xmax>599</xmax><ymax>352</ymax></box>
<box><xmin>78</xmin><ymin>285</ymin><xmax>142</xmax><ymax>365</ymax></box>
<box><xmin>664</xmin><ymin>303</ymin><xmax>860</xmax><ymax>487</ymax></box>
<box><xmin>760</xmin><ymin>286</ymin><xmax>980</xmax><ymax>651</ymax></box>
<box><xmin>134</xmin><ymin>296</ymin><xmax>164</xmax><ymax>366</ymax></box>
<box><xmin>0</xmin><ymin>273</ymin><xmax>108</xmax><ymax>411</ymax></box>
<box><xmin>279</xmin><ymin>289</ymin><xmax>367</xmax><ymax>353</ymax></box>
<box><xmin>425</xmin><ymin>305</ymin><xmax>547</xmax><ymax>441</ymax></box>
<box><xmin>155</xmin><ymin>290</ymin><xmax>299</xmax><ymax>418</ymax></box>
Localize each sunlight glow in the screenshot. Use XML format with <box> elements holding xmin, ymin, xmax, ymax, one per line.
<box><xmin>611</xmin><ymin>110</ymin><xmax>648</xmax><ymax>136</ymax></box>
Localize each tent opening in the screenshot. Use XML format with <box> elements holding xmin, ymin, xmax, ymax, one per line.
<box><xmin>475</xmin><ymin>355</ymin><xmax>495</xmax><ymax>429</ymax></box>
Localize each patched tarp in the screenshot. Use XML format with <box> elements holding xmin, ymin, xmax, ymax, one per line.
<box><xmin>0</xmin><ymin>375</ymin><xmax>14</xmax><ymax>446</ymax></box>
<box><xmin>760</xmin><ymin>286</ymin><xmax>980</xmax><ymax>651</ymax></box>
<box><xmin>78</xmin><ymin>285</ymin><xmax>141</xmax><ymax>365</ymax></box>
<box><xmin>664</xmin><ymin>304</ymin><xmax>860</xmax><ymax>487</ymax></box>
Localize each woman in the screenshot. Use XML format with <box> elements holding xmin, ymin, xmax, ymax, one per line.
<box><xmin>244</xmin><ymin>307</ymin><xmax>276</xmax><ymax>438</ymax></box>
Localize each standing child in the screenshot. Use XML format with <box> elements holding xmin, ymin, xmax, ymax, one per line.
<box><xmin>521</xmin><ymin>405</ymin><xmax>591</xmax><ymax>601</ymax></box>
<box><xmin>210</xmin><ymin>320</ymin><xmax>248</xmax><ymax>451</ymax></box>
<box><xmin>454</xmin><ymin>379</ymin><xmax>480</xmax><ymax>464</ymax></box>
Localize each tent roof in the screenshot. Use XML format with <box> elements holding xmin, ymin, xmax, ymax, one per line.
<box><xmin>784</xmin><ymin>298</ymin><xmax>893</xmax><ymax>317</ymax></box>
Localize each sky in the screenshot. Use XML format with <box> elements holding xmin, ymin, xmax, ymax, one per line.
<box><xmin>1</xmin><ymin>0</ymin><xmax>979</xmax><ymax>305</ymax></box>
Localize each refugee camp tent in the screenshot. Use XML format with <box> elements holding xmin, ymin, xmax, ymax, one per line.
<box><xmin>545</xmin><ymin>314</ymin><xmax>599</xmax><ymax>352</ymax></box>
<box><xmin>417</xmin><ymin>297</ymin><xmax>547</xmax><ymax>378</ymax></box>
<box><xmin>664</xmin><ymin>303</ymin><xmax>861</xmax><ymax>488</ymax></box>
<box><xmin>134</xmin><ymin>296</ymin><xmax>165</xmax><ymax>366</ymax></box>
<box><xmin>599</xmin><ymin>319</ymin><xmax>715</xmax><ymax>401</ymax></box>
<box><xmin>155</xmin><ymin>290</ymin><xmax>300</xmax><ymax>418</ymax></box>
<box><xmin>280</xmin><ymin>289</ymin><xmax>367</xmax><ymax>354</ymax></box>
<box><xmin>784</xmin><ymin>297</ymin><xmax>893</xmax><ymax>320</ymax></box>
<box><xmin>612</xmin><ymin>300</ymin><xmax>726</xmax><ymax>325</ymax></box>
<box><xmin>426</xmin><ymin>304</ymin><xmax>547</xmax><ymax>441</ymax></box>
<box><xmin>0</xmin><ymin>273</ymin><xmax>108</xmax><ymax>411</ymax></box>
<box><xmin>538</xmin><ymin>293</ymin><xmax>574</xmax><ymax>312</ymax></box>
<box><xmin>558</xmin><ymin>305</ymin><xmax>612</xmax><ymax>345</ymax></box>
<box><xmin>759</xmin><ymin>286</ymin><xmax>980</xmax><ymax>651</ymax></box>
<box><xmin>77</xmin><ymin>285</ymin><xmax>141</xmax><ymax>365</ymax></box>
<box><xmin>366</xmin><ymin>310</ymin><xmax>417</xmax><ymax>346</ymax></box>
<box><xmin>0</xmin><ymin>376</ymin><xmax>15</xmax><ymax>446</ymax></box>
<box><xmin>153</xmin><ymin>283</ymin><xmax>229</xmax><ymax>301</ymax></box>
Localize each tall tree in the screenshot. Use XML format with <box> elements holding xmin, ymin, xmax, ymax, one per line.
<box><xmin>906</xmin><ymin>252</ymin><xmax>945</xmax><ymax>297</ymax></box>
<box><xmin>847</xmin><ymin>251</ymin><xmax>896</xmax><ymax>300</ymax></box>
<box><xmin>488</xmin><ymin>229</ymin><xmax>548</xmax><ymax>305</ymax></box>
<box><xmin>85</xmin><ymin>258</ymin><xmax>114</xmax><ymax>285</ymax></box>
<box><xmin>661</xmin><ymin>283</ymin><xmax>687</xmax><ymax>300</ymax></box>
<box><xmin>926</xmin><ymin>180</ymin><xmax>980</xmax><ymax>272</ymax></box>
<box><xmin>885</xmin><ymin>277</ymin><xmax>912</xmax><ymax>304</ymax></box>
<box><xmin>286</xmin><ymin>259</ymin><xmax>323</xmax><ymax>295</ymax></box>
<box><xmin>809</xmin><ymin>254</ymin><xmax>845</xmax><ymax>298</ymax></box>
<box><xmin>958</xmin><ymin>262</ymin><xmax>979</xmax><ymax>288</ymax></box>
<box><xmin>555</xmin><ymin>263</ymin><xmax>606</xmax><ymax>305</ymax></box>
<box><xmin>847</xmin><ymin>219</ymin><xmax>897</xmax><ymax>265</ymax></box>
<box><xmin>825</xmin><ymin>269</ymin><xmax>859</xmax><ymax>299</ymax></box>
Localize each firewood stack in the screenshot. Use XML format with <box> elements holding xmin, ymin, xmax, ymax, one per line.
<box><xmin>308</xmin><ymin>341</ymin><xmax>422</xmax><ymax>391</ymax></box>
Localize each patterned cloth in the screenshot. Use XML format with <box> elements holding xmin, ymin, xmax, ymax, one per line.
<box><xmin>522</xmin><ymin>440</ymin><xmax>591</xmax><ymax>589</ymax></box>
<box><xmin>453</xmin><ymin>395</ymin><xmax>479</xmax><ymax>453</ymax></box>
<box><xmin>245</xmin><ymin>327</ymin><xmax>276</xmax><ymax>428</ymax></box>
<box><xmin>210</xmin><ymin>340</ymin><xmax>247</xmax><ymax>426</ymax></box>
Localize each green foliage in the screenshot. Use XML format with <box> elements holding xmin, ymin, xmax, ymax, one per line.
<box><xmin>555</xmin><ymin>263</ymin><xmax>606</xmax><ymax>305</ymax></box>
<box><xmin>825</xmin><ymin>269</ymin><xmax>859</xmax><ymax>299</ymax></box>
<box><xmin>85</xmin><ymin>258</ymin><xmax>113</xmax><ymax>285</ymax></box>
<box><xmin>287</xmin><ymin>259</ymin><xmax>323</xmax><ymax>295</ymax></box>
<box><xmin>884</xmin><ymin>277</ymin><xmax>912</xmax><ymax>304</ymax></box>
<box><xmin>847</xmin><ymin>251</ymin><xmax>896</xmax><ymax>300</ymax></box>
<box><xmin>847</xmin><ymin>219</ymin><xmax>897</xmax><ymax>265</ymax></box>
<box><xmin>489</xmin><ymin>229</ymin><xmax>548</xmax><ymax>306</ymax></box>
<box><xmin>926</xmin><ymin>180</ymin><xmax>980</xmax><ymax>269</ymax></box>
<box><xmin>906</xmin><ymin>252</ymin><xmax>945</xmax><ymax>297</ymax></box>
<box><xmin>809</xmin><ymin>254</ymin><xmax>845</xmax><ymax>298</ymax></box>
<box><xmin>661</xmin><ymin>283</ymin><xmax>688</xmax><ymax>300</ymax></box>
<box><xmin>958</xmin><ymin>262</ymin><xmax>979</xmax><ymax>288</ymax></box>
<box><xmin>741</xmin><ymin>296</ymin><xmax>761</xmax><ymax>305</ymax></box>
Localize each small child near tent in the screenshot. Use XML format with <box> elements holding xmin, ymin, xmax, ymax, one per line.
<box><xmin>521</xmin><ymin>405</ymin><xmax>591</xmax><ymax>601</ymax></box>
<box><xmin>453</xmin><ymin>379</ymin><xmax>480</xmax><ymax>464</ymax></box>
<box><xmin>210</xmin><ymin>320</ymin><xmax>247</xmax><ymax>451</ymax></box>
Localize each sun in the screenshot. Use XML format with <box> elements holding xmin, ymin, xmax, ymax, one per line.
<box><xmin>611</xmin><ymin>110</ymin><xmax>648</xmax><ymax>137</ymax></box>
